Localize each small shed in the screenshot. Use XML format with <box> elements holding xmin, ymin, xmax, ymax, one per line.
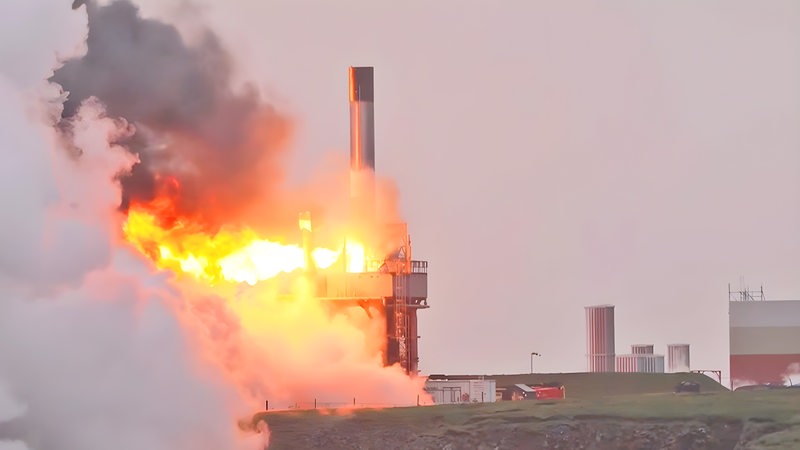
<box><xmin>424</xmin><ymin>377</ymin><xmax>496</xmax><ymax>404</ymax></box>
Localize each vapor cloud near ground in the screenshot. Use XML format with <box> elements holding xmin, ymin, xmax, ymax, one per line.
<box><xmin>0</xmin><ymin>1</ymin><xmax>265</xmax><ymax>449</ymax></box>
<box><xmin>0</xmin><ymin>2</ymin><xmax>424</xmax><ymax>448</ymax></box>
<box><xmin>0</xmin><ymin>80</ymin><xmax>257</xmax><ymax>449</ymax></box>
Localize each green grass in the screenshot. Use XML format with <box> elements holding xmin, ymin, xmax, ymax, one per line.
<box><xmin>253</xmin><ymin>372</ymin><xmax>732</xmax><ymax>430</ymax></box>
<box><xmin>254</xmin><ymin>388</ymin><xmax>800</xmax><ymax>449</ymax></box>
<box><xmin>272</xmin><ymin>389</ymin><xmax>798</xmax><ymax>424</ymax></box>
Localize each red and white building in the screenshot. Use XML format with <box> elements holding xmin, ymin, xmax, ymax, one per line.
<box><xmin>729</xmin><ymin>300</ymin><xmax>800</xmax><ymax>389</ymax></box>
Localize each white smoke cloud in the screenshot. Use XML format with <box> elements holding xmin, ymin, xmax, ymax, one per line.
<box><xmin>782</xmin><ymin>362</ymin><xmax>800</xmax><ymax>387</ymax></box>
<box><xmin>730</xmin><ymin>378</ymin><xmax>760</xmax><ymax>390</ymax></box>
<box><xmin>0</xmin><ymin>89</ymin><xmax>258</xmax><ymax>449</ymax></box>
<box><xmin>0</xmin><ymin>442</ymin><xmax>29</xmax><ymax>450</ymax></box>
<box><xmin>0</xmin><ymin>1</ymin><xmax>86</xmax><ymax>91</ymax></box>
<box><xmin>0</xmin><ymin>5</ymin><xmax>263</xmax><ymax>448</ymax></box>
<box><xmin>2</xmin><ymin>2</ymin><xmax>426</xmax><ymax>448</ymax></box>
<box><xmin>0</xmin><ymin>381</ymin><xmax>27</xmax><ymax>450</ymax></box>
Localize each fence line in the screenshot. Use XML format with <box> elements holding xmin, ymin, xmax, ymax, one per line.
<box><xmin>263</xmin><ymin>395</ymin><xmax>440</xmax><ymax>411</ymax></box>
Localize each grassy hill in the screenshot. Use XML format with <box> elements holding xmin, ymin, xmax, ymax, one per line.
<box><xmin>252</xmin><ymin>387</ymin><xmax>800</xmax><ymax>449</ymax></box>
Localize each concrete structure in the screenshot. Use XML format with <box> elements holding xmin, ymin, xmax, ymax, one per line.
<box><xmin>667</xmin><ymin>344</ymin><xmax>691</xmax><ymax>373</ymax></box>
<box><xmin>729</xmin><ymin>300</ymin><xmax>800</xmax><ymax>389</ymax></box>
<box><xmin>586</xmin><ymin>305</ymin><xmax>616</xmax><ymax>372</ymax></box>
<box><xmin>615</xmin><ymin>354</ymin><xmax>665</xmax><ymax>373</ymax></box>
<box><xmin>425</xmin><ymin>378</ymin><xmax>496</xmax><ymax>404</ymax></box>
<box><xmin>631</xmin><ymin>344</ymin><xmax>654</xmax><ymax>355</ymax></box>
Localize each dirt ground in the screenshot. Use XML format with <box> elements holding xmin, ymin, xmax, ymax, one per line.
<box><xmin>262</xmin><ymin>415</ymin><xmax>792</xmax><ymax>450</ymax></box>
<box><xmin>254</xmin><ymin>389</ymin><xmax>800</xmax><ymax>450</ymax></box>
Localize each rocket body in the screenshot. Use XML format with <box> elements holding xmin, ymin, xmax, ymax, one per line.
<box><xmin>349</xmin><ymin>67</ymin><xmax>375</xmax><ymax>223</ymax></box>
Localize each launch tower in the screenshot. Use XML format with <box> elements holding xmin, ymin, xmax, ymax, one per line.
<box><xmin>310</xmin><ymin>67</ymin><xmax>429</xmax><ymax>375</ymax></box>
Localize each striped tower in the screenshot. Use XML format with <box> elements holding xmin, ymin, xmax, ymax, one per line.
<box><xmin>586</xmin><ymin>305</ymin><xmax>615</xmax><ymax>372</ymax></box>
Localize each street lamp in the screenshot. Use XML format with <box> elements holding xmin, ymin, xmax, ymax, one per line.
<box><xmin>530</xmin><ymin>352</ymin><xmax>541</xmax><ymax>374</ymax></box>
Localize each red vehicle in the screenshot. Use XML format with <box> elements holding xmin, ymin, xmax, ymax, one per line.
<box><xmin>504</xmin><ymin>383</ymin><xmax>566</xmax><ymax>400</ymax></box>
<box><xmin>530</xmin><ymin>386</ymin><xmax>565</xmax><ymax>400</ymax></box>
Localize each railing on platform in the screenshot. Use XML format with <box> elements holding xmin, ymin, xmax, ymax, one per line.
<box><xmin>411</xmin><ymin>260</ymin><xmax>428</xmax><ymax>274</ymax></box>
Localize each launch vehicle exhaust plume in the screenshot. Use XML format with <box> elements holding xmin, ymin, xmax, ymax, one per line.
<box><xmin>51</xmin><ymin>0</ymin><xmax>290</xmax><ymax>229</ymax></box>
<box><xmin>0</xmin><ymin>1</ymin><xmax>430</xmax><ymax>448</ymax></box>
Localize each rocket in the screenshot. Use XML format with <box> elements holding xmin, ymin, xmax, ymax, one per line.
<box><xmin>349</xmin><ymin>66</ymin><xmax>376</xmax><ymax>224</ymax></box>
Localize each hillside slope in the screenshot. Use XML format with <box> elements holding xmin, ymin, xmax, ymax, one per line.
<box><xmin>254</xmin><ymin>389</ymin><xmax>800</xmax><ymax>450</ymax></box>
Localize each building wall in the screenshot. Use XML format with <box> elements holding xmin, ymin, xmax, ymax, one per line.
<box><xmin>615</xmin><ymin>354</ymin><xmax>665</xmax><ymax>373</ymax></box>
<box><xmin>424</xmin><ymin>379</ymin><xmax>497</xmax><ymax>404</ymax></box>
<box><xmin>729</xmin><ymin>300</ymin><xmax>800</xmax><ymax>388</ymax></box>
<box><xmin>615</xmin><ymin>354</ymin><xmax>637</xmax><ymax>373</ymax></box>
<box><xmin>667</xmin><ymin>344</ymin><xmax>690</xmax><ymax>373</ymax></box>
<box><xmin>586</xmin><ymin>305</ymin><xmax>615</xmax><ymax>372</ymax></box>
<box><xmin>631</xmin><ymin>344</ymin><xmax>654</xmax><ymax>355</ymax></box>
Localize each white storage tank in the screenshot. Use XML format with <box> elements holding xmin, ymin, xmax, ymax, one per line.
<box><xmin>667</xmin><ymin>344</ymin><xmax>690</xmax><ymax>373</ymax></box>
<box><xmin>615</xmin><ymin>354</ymin><xmax>665</xmax><ymax>373</ymax></box>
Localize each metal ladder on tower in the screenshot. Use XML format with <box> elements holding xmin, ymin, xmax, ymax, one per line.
<box><xmin>394</xmin><ymin>273</ymin><xmax>408</xmax><ymax>372</ymax></box>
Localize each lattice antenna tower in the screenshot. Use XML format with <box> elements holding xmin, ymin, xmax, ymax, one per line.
<box><xmin>728</xmin><ymin>278</ymin><xmax>765</xmax><ymax>302</ymax></box>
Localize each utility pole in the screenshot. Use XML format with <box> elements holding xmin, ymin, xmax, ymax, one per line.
<box><xmin>530</xmin><ymin>352</ymin><xmax>541</xmax><ymax>374</ymax></box>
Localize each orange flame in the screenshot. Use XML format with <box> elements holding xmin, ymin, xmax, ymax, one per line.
<box><xmin>118</xmin><ymin>177</ymin><xmax>432</xmax><ymax>410</ymax></box>
<box><xmin>122</xmin><ymin>202</ymin><xmax>363</xmax><ymax>285</ymax></box>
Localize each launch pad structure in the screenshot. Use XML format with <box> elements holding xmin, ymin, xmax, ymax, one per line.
<box><xmin>304</xmin><ymin>67</ymin><xmax>429</xmax><ymax>375</ymax></box>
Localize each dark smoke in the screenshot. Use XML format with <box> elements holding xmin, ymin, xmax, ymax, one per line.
<box><xmin>50</xmin><ymin>0</ymin><xmax>290</xmax><ymax>227</ymax></box>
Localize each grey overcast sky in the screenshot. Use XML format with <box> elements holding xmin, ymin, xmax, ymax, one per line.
<box><xmin>150</xmin><ymin>0</ymin><xmax>800</xmax><ymax>384</ymax></box>
<box><xmin>9</xmin><ymin>0</ymin><xmax>800</xmax><ymax>385</ymax></box>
